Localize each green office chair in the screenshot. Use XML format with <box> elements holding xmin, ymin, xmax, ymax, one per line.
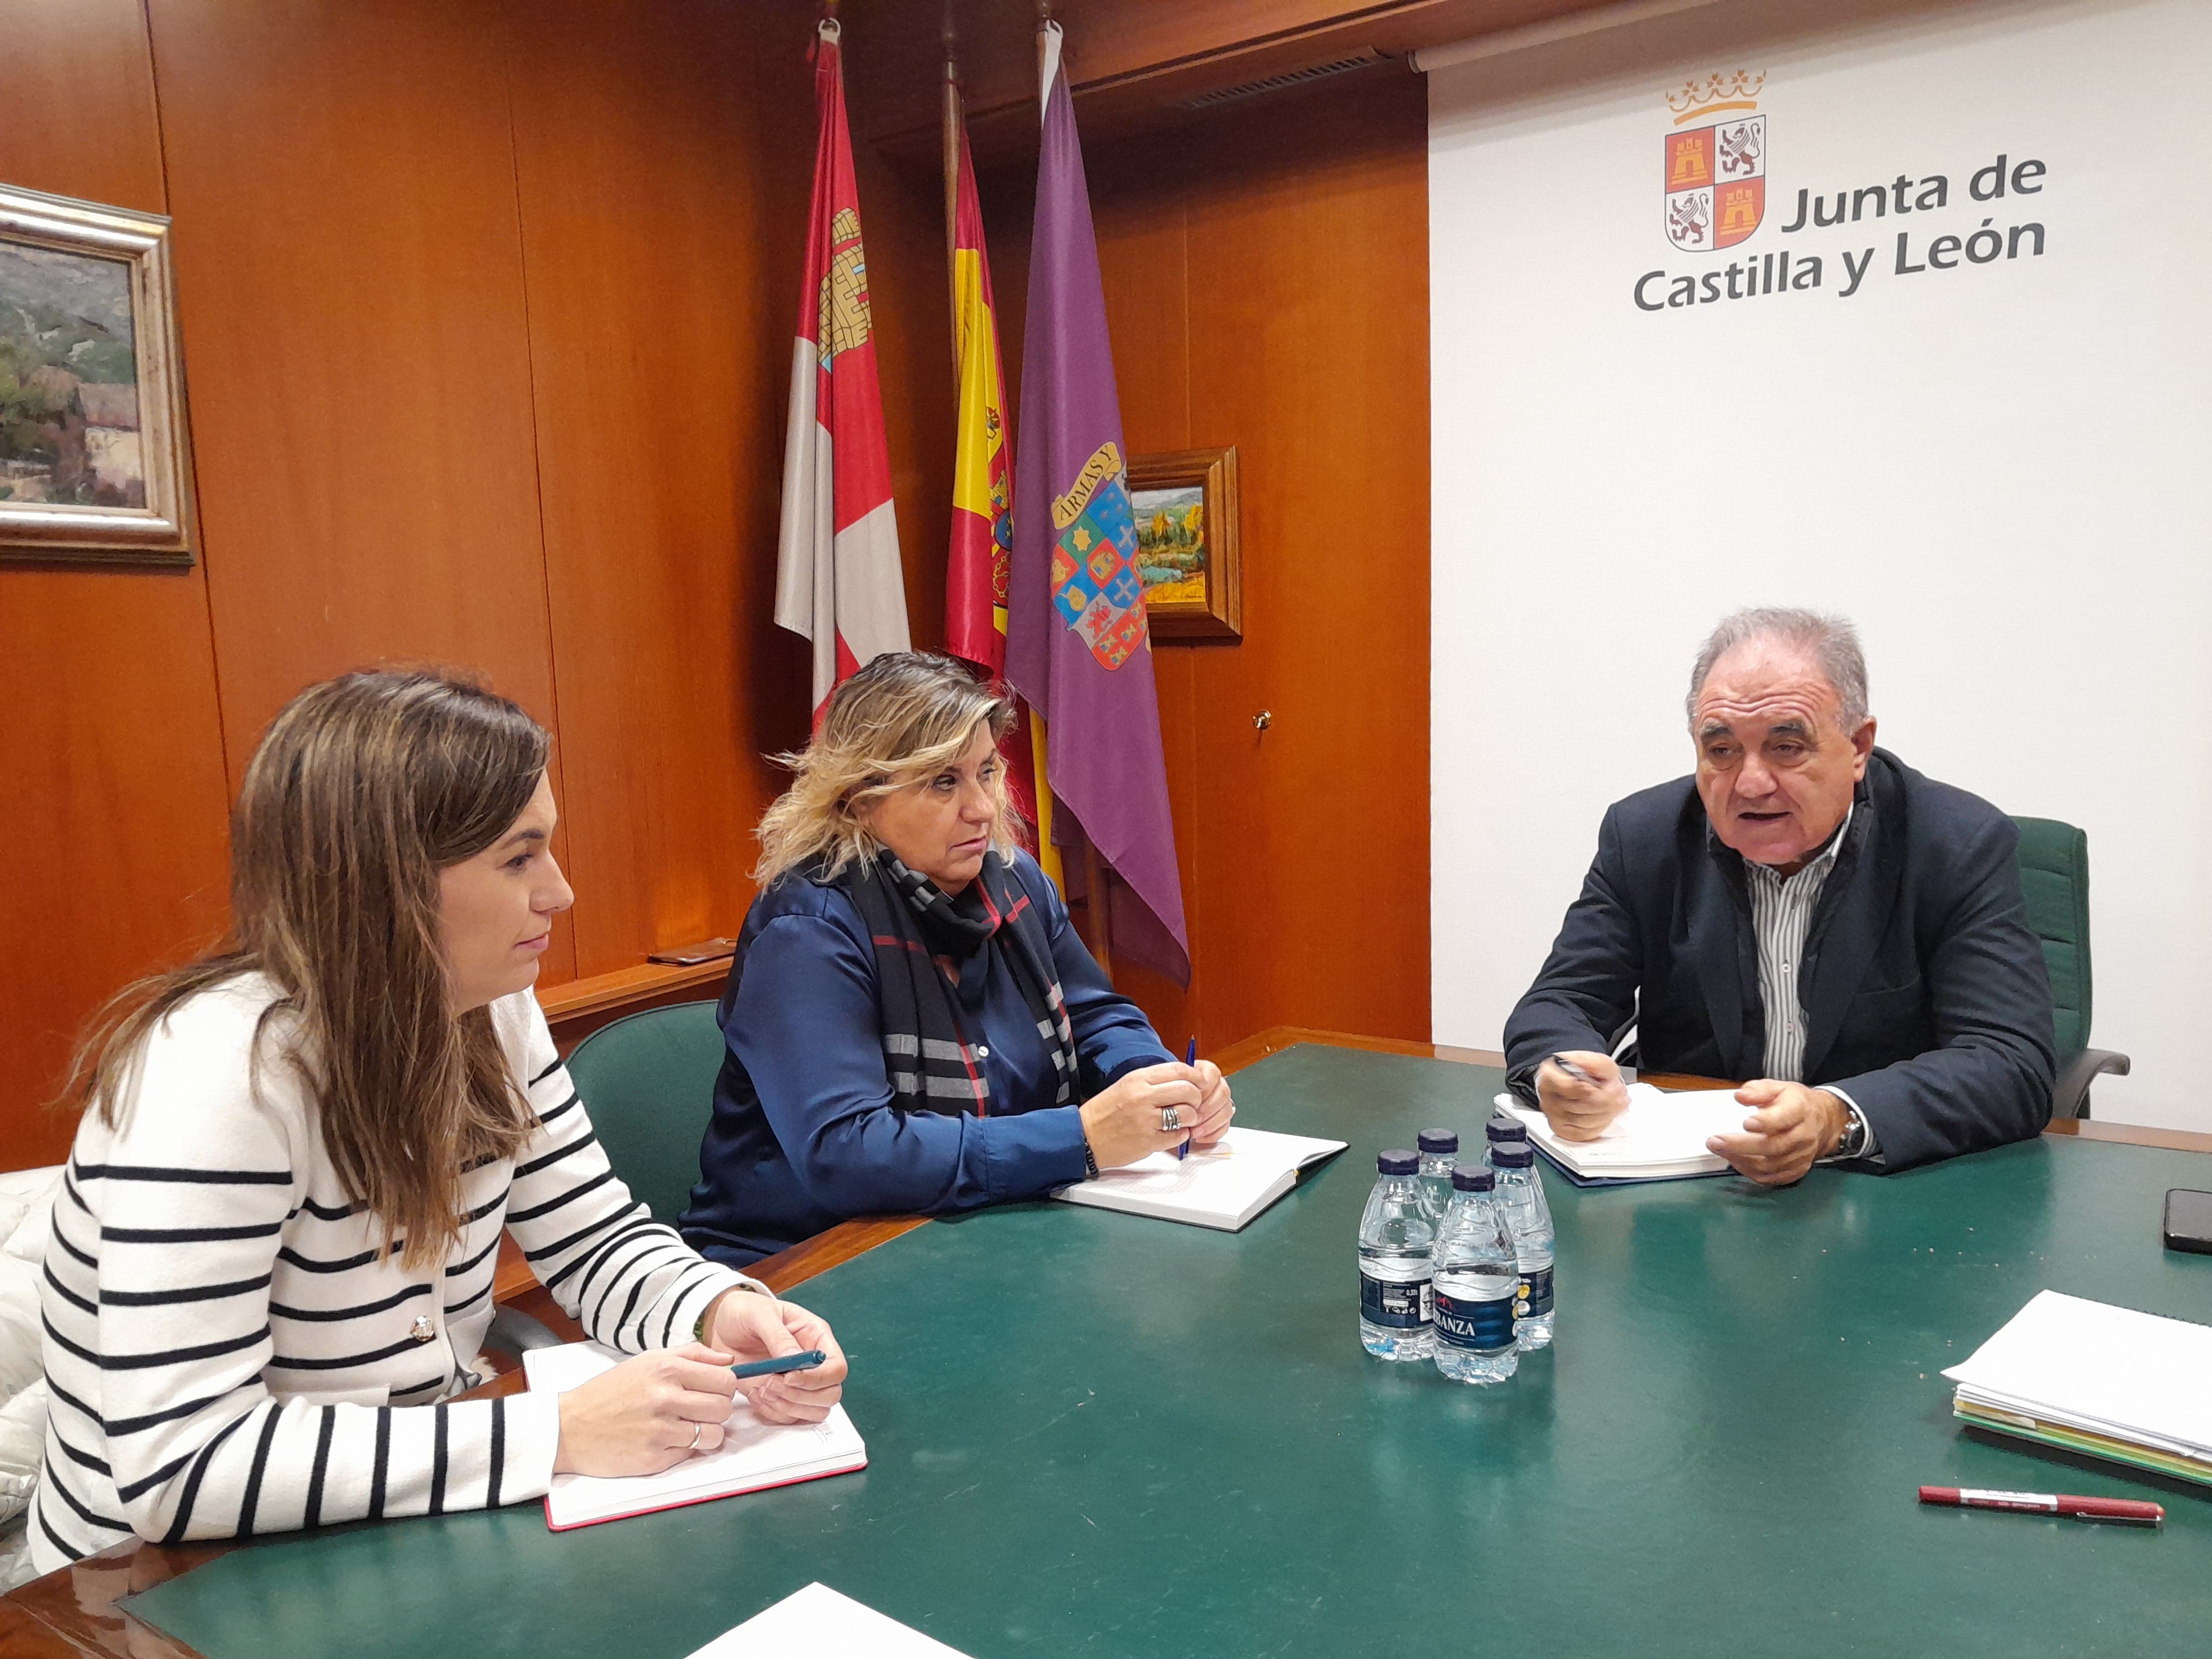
<box><xmin>2010</xmin><ymin>816</ymin><xmax>2129</xmax><ymax>1120</ymax></box>
<box><xmin>562</xmin><ymin>999</ymin><xmax>726</xmax><ymax>1222</ymax></box>
<box><xmin>483</xmin><ymin>1000</ymin><xmax>726</xmax><ymax>1362</ymax></box>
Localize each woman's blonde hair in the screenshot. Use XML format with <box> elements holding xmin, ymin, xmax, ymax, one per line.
<box><xmin>59</xmin><ymin>669</ymin><xmax>549</xmax><ymax>1270</ymax></box>
<box><xmin>755</xmin><ymin>651</ymin><xmax>1024</xmax><ymax>889</ymax></box>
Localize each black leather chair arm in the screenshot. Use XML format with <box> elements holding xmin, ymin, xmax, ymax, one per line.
<box><xmin>2052</xmin><ymin>1047</ymin><xmax>2130</xmax><ymax>1122</ymax></box>
<box><xmin>482</xmin><ymin>1303</ymin><xmax>565</xmax><ymax>1359</ymax></box>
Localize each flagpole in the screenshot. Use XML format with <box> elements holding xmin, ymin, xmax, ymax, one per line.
<box><xmin>942</xmin><ymin>8</ymin><xmax>961</xmax><ymax>372</ymax></box>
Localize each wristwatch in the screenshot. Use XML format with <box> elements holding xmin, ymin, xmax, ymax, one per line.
<box><xmin>1082</xmin><ymin>1136</ymin><xmax>1100</xmax><ymax>1180</ymax></box>
<box><xmin>1830</xmin><ymin>1101</ymin><xmax>1867</xmax><ymax>1160</ymax></box>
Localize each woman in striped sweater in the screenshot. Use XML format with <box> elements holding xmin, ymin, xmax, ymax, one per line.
<box><xmin>30</xmin><ymin>671</ymin><xmax>847</xmax><ymax>1574</ymax></box>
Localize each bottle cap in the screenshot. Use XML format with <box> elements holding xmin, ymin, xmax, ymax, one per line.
<box><xmin>1486</xmin><ymin>1113</ymin><xmax>1529</xmax><ymax>1144</ymax></box>
<box><xmin>1450</xmin><ymin>1165</ymin><xmax>1495</xmax><ymax>1193</ymax></box>
<box><xmin>1416</xmin><ymin>1127</ymin><xmax>1458</xmax><ymax>1154</ymax></box>
<box><xmin>1492</xmin><ymin>1141</ymin><xmax>1535</xmax><ymax>1168</ymax></box>
<box><xmin>1377</xmin><ymin>1149</ymin><xmax>1418</xmax><ymax>1175</ymax></box>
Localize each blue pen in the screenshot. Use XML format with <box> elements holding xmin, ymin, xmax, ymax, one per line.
<box><xmin>1176</xmin><ymin>1037</ymin><xmax>1199</xmax><ymax>1160</ymax></box>
<box><xmin>727</xmin><ymin>1349</ymin><xmax>826</xmax><ymax>1380</ymax></box>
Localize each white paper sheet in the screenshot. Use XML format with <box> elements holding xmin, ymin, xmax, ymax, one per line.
<box><xmin>686</xmin><ymin>1582</ymin><xmax>972</xmax><ymax>1658</ymax></box>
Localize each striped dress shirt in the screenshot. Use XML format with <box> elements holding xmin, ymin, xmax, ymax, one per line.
<box><xmin>1741</xmin><ymin>803</ymin><xmax>1874</xmax><ymax>1156</ymax></box>
<box><xmin>29</xmin><ymin>976</ymin><xmax>759</xmax><ymax>1574</ymax></box>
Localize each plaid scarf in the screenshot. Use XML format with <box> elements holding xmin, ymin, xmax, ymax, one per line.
<box><xmin>832</xmin><ymin>848</ymin><xmax>1079</xmax><ymax>1114</ymax></box>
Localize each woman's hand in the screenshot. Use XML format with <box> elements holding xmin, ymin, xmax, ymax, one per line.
<box><xmin>1187</xmin><ymin>1060</ymin><xmax>1235</xmax><ymax>1149</ymax></box>
<box><xmin>706</xmin><ymin>1290</ymin><xmax>849</xmax><ymax>1425</ymax></box>
<box><xmin>552</xmin><ymin>1344</ymin><xmax>737</xmax><ymax>1476</ymax></box>
<box><xmin>1079</xmin><ymin>1063</ymin><xmax>1210</xmax><ymax>1168</ymax></box>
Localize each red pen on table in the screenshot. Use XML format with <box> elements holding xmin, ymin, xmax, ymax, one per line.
<box><xmin>1918</xmin><ymin>1486</ymin><xmax>2164</xmax><ymax>1526</ymax></box>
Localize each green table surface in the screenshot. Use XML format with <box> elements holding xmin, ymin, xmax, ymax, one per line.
<box><xmin>127</xmin><ymin>1045</ymin><xmax>2212</xmax><ymax>1659</ymax></box>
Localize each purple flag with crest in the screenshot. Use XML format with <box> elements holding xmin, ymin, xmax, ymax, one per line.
<box><xmin>1005</xmin><ymin>22</ymin><xmax>1188</xmax><ymax>985</ymax></box>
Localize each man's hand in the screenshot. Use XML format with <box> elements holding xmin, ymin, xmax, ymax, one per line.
<box><xmin>703</xmin><ymin>1290</ymin><xmax>848</xmax><ymax>1425</ymax></box>
<box><xmin>1535</xmin><ymin>1051</ymin><xmax>1631</xmax><ymax>1142</ymax></box>
<box><xmin>1707</xmin><ymin>1080</ymin><xmax>1850</xmax><ymax>1186</ymax></box>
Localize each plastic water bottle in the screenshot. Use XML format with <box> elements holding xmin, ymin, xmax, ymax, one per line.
<box><xmin>1483</xmin><ymin>1110</ymin><xmax>1528</xmax><ymax>1170</ymax></box>
<box><xmin>1491</xmin><ymin>1140</ymin><xmax>1555</xmax><ymax>1351</ymax></box>
<box><xmin>1357</xmin><ymin>1150</ymin><xmax>1435</xmax><ymax>1361</ymax></box>
<box><xmin>1431</xmin><ymin>1166</ymin><xmax>1520</xmax><ymax>1385</ymax></box>
<box><xmin>1415</xmin><ymin>1127</ymin><xmax>1458</xmax><ymax>1220</ymax></box>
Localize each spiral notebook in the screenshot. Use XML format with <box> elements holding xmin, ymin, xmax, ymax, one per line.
<box><xmin>522</xmin><ymin>1341</ymin><xmax>867</xmax><ymax>1531</ymax></box>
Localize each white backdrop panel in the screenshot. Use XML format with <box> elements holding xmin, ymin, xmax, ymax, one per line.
<box><xmin>1430</xmin><ymin>0</ymin><xmax>2212</xmax><ymax>1129</ymax></box>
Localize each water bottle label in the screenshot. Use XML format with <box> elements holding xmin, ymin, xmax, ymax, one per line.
<box><xmin>1359</xmin><ymin>1272</ymin><xmax>1432</xmax><ymax>1329</ymax></box>
<box><xmin>1515</xmin><ymin>1265</ymin><xmax>1554</xmax><ymax>1319</ymax></box>
<box><xmin>1434</xmin><ymin>1288</ymin><xmax>1516</xmax><ymax>1351</ymax></box>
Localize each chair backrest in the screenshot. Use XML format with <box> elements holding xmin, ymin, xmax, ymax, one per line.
<box><xmin>2009</xmin><ymin>816</ymin><xmax>2091</xmax><ymax>1060</ymax></box>
<box><xmin>561</xmin><ymin>1000</ymin><xmax>724</xmax><ymax>1223</ymax></box>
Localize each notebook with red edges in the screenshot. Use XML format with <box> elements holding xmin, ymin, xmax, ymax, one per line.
<box><xmin>522</xmin><ymin>1340</ymin><xmax>866</xmax><ymax>1531</ymax></box>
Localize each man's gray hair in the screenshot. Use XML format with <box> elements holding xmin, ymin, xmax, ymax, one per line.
<box><xmin>1686</xmin><ymin>607</ymin><xmax>1869</xmax><ymax>729</ymax></box>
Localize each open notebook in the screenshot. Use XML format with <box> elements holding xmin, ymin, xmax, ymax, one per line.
<box><xmin>1054</xmin><ymin>1124</ymin><xmax>1347</xmax><ymax>1230</ymax></box>
<box><xmin>1942</xmin><ymin>1290</ymin><xmax>2212</xmax><ymax>1486</ymax></box>
<box><xmin>522</xmin><ymin>1341</ymin><xmax>866</xmax><ymax>1531</ymax></box>
<box><xmin>1497</xmin><ymin>1084</ymin><xmax>1750</xmax><ymax>1185</ymax></box>
<box><xmin>687</xmin><ymin>1583</ymin><xmax>973</xmax><ymax>1658</ymax></box>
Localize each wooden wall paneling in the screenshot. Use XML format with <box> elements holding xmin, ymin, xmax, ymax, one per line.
<box><xmin>1180</xmin><ymin>77</ymin><xmax>1431</xmax><ymax>1043</ymax></box>
<box><xmin>503</xmin><ymin>0</ymin><xmax>819</xmax><ymax>978</ymax></box>
<box><xmin>0</xmin><ymin>0</ymin><xmax>236</xmax><ymax>1169</ymax></box>
<box><xmin>143</xmin><ymin>0</ymin><xmax>576</xmax><ymax>983</ymax></box>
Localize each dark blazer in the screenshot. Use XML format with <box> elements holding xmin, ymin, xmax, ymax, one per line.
<box><xmin>1503</xmin><ymin>748</ymin><xmax>2055</xmax><ymax>1172</ymax></box>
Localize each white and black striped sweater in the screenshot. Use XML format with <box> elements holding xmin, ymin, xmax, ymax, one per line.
<box><xmin>29</xmin><ymin>976</ymin><xmax>758</xmax><ymax>1574</ymax></box>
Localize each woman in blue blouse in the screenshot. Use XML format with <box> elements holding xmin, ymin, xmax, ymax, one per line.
<box><xmin>681</xmin><ymin>652</ymin><xmax>1233</xmax><ymax>1266</ymax></box>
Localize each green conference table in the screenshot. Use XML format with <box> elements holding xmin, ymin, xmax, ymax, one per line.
<box><xmin>83</xmin><ymin>1046</ymin><xmax>2212</xmax><ymax>1655</ymax></box>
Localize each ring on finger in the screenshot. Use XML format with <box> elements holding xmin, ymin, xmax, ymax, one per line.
<box><xmin>1160</xmin><ymin>1106</ymin><xmax>1183</xmax><ymax>1133</ymax></box>
<box><xmin>688</xmin><ymin>1421</ymin><xmax>703</xmax><ymax>1452</ymax></box>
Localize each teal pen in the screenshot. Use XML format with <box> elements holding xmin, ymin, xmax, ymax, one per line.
<box><xmin>1177</xmin><ymin>1037</ymin><xmax>1198</xmax><ymax>1160</ymax></box>
<box><xmin>727</xmin><ymin>1349</ymin><xmax>826</xmax><ymax>1380</ymax></box>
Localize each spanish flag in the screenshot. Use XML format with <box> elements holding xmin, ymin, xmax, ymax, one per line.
<box><xmin>944</xmin><ymin>74</ymin><xmax>1054</xmax><ymax>883</ymax></box>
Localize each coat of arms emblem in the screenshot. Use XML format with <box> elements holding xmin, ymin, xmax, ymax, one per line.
<box><xmin>1662</xmin><ymin>72</ymin><xmax>1767</xmax><ymax>252</ymax></box>
<box><xmin>1049</xmin><ymin>439</ymin><xmax>1149</xmax><ymax>671</ymax></box>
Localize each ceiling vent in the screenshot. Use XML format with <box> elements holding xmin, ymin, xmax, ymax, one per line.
<box><xmin>1171</xmin><ymin>48</ymin><xmax>1388</xmax><ymax>112</ymax></box>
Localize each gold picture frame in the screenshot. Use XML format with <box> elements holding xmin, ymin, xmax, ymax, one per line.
<box><xmin>1129</xmin><ymin>445</ymin><xmax>1240</xmax><ymax>642</ymax></box>
<box><xmin>0</xmin><ymin>182</ymin><xmax>194</xmax><ymax>565</ymax></box>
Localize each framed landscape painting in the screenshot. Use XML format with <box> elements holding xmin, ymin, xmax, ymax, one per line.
<box><xmin>0</xmin><ymin>182</ymin><xmax>194</xmax><ymax>564</ymax></box>
<box><xmin>1129</xmin><ymin>445</ymin><xmax>1241</xmax><ymax>641</ymax></box>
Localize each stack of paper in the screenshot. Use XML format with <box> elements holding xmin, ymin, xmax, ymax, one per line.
<box><xmin>1054</xmin><ymin>1124</ymin><xmax>1346</xmax><ymax>1230</ymax></box>
<box><xmin>523</xmin><ymin>1341</ymin><xmax>867</xmax><ymax>1530</ymax></box>
<box><xmin>1497</xmin><ymin>1084</ymin><xmax>1750</xmax><ymax>1185</ymax></box>
<box><xmin>1943</xmin><ymin>1290</ymin><xmax>2212</xmax><ymax>1486</ymax></box>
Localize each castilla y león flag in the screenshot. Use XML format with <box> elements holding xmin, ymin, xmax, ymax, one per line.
<box><xmin>776</xmin><ymin>20</ymin><xmax>909</xmax><ymax>717</ymax></box>
<box><xmin>944</xmin><ymin>86</ymin><xmax>1052</xmax><ymax>879</ymax></box>
<box><xmin>1005</xmin><ymin>23</ymin><xmax>1188</xmax><ymax>985</ymax></box>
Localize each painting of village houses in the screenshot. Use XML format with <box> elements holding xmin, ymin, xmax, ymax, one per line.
<box><xmin>0</xmin><ymin>241</ymin><xmax>146</xmax><ymax>510</ymax></box>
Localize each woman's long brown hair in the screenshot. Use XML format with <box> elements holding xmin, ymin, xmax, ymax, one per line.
<box><xmin>57</xmin><ymin>670</ymin><xmax>550</xmax><ymax>1270</ymax></box>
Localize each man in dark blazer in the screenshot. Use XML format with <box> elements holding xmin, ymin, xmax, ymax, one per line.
<box><xmin>1504</xmin><ymin>607</ymin><xmax>2055</xmax><ymax>1182</ymax></box>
